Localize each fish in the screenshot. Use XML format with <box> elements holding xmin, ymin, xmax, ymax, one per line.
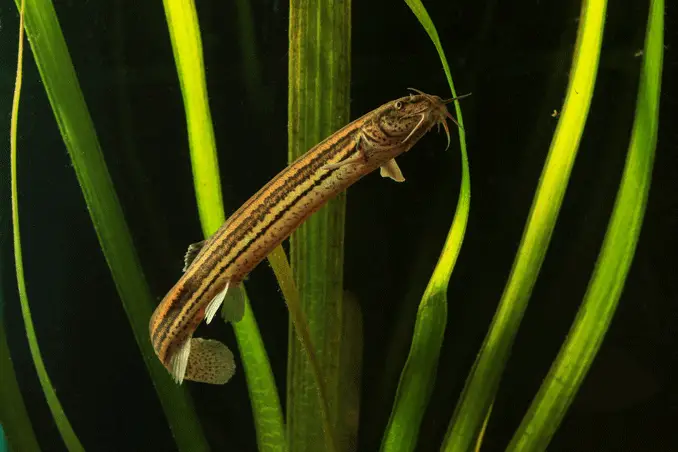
<box><xmin>148</xmin><ymin>88</ymin><xmax>469</xmax><ymax>384</ymax></box>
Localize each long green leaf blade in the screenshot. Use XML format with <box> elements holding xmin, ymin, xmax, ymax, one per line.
<box><xmin>161</xmin><ymin>0</ymin><xmax>223</xmax><ymax>233</ymax></box>
<box><xmin>442</xmin><ymin>1</ymin><xmax>607</xmax><ymax>449</ymax></box>
<box><xmin>230</xmin><ymin>289</ymin><xmax>287</xmax><ymax>452</ymax></box>
<box><xmin>0</xmin><ymin>321</ymin><xmax>40</xmax><ymax>452</ymax></box>
<box><xmin>13</xmin><ymin>0</ymin><xmax>209</xmax><ymax>450</ymax></box>
<box><xmin>9</xmin><ymin>3</ymin><xmax>82</xmax><ymax>449</ymax></box>
<box><xmin>380</xmin><ymin>3</ymin><xmax>470</xmax><ymax>451</ymax></box>
<box><xmin>287</xmin><ymin>1</ymin><xmax>351</xmax><ymax>451</ymax></box>
<box><xmin>507</xmin><ymin>0</ymin><xmax>663</xmax><ymax>449</ymax></box>
<box><xmin>1</xmin><ymin>36</ymin><xmax>40</xmax><ymax>446</ymax></box>
<box><xmin>161</xmin><ymin>1</ymin><xmax>286</xmax><ymax>451</ymax></box>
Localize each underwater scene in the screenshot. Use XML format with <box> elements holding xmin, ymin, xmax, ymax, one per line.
<box><xmin>0</xmin><ymin>0</ymin><xmax>675</xmax><ymax>451</ymax></box>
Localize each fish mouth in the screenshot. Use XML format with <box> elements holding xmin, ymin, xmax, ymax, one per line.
<box><xmin>406</xmin><ymin>87</ymin><xmax>471</xmax><ymax>150</ymax></box>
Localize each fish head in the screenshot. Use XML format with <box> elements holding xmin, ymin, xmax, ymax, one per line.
<box><xmin>372</xmin><ymin>89</ymin><xmax>470</xmax><ymax>151</ymax></box>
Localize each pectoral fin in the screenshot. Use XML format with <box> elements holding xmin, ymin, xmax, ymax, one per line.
<box><xmin>205</xmin><ymin>280</ymin><xmax>230</xmax><ymax>324</ymax></box>
<box><xmin>185</xmin><ymin>338</ymin><xmax>236</xmax><ymax>385</ymax></box>
<box><xmin>322</xmin><ymin>154</ymin><xmax>365</xmax><ymax>171</ymax></box>
<box><xmin>169</xmin><ymin>337</ymin><xmax>192</xmax><ymax>384</ymax></box>
<box><xmin>183</xmin><ymin>240</ymin><xmax>206</xmax><ymax>272</ymax></box>
<box><xmin>379</xmin><ymin>159</ymin><xmax>405</xmax><ymax>182</ymax></box>
<box><xmin>322</xmin><ymin>133</ymin><xmax>368</xmax><ymax>171</ymax></box>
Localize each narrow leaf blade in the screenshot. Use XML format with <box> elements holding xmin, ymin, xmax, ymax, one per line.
<box><xmin>14</xmin><ymin>0</ymin><xmax>210</xmax><ymax>449</ymax></box>
<box><xmin>162</xmin><ymin>1</ymin><xmax>286</xmax><ymax>450</ymax></box>
<box><xmin>10</xmin><ymin>3</ymin><xmax>83</xmax><ymax>449</ymax></box>
<box><xmin>442</xmin><ymin>1</ymin><xmax>608</xmax><ymax>449</ymax></box>
<box><xmin>380</xmin><ymin>3</ymin><xmax>471</xmax><ymax>451</ymax></box>
<box><xmin>507</xmin><ymin>0</ymin><xmax>663</xmax><ymax>449</ymax></box>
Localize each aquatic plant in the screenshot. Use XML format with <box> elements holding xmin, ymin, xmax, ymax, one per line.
<box><xmin>443</xmin><ymin>0</ymin><xmax>608</xmax><ymax>448</ymax></box>
<box><xmin>7</xmin><ymin>3</ymin><xmax>83</xmax><ymax>450</ymax></box>
<box><xmin>1</xmin><ymin>0</ymin><xmax>663</xmax><ymax>451</ymax></box>
<box><xmin>7</xmin><ymin>0</ymin><xmax>209</xmax><ymax>450</ymax></box>
<box><xmin>286</xmin><ymin>1</ymin><xmax>351</xmax><ymax>452</ymax></box>
<box><xmin>380</xmin><ymin>2</ymin><xmax>470</xmax><ymax>451</ymax></box>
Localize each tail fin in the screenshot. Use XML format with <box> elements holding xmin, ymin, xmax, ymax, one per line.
<box><xmin>184</xmin><ymin>338</ymin><xmax>236</xmax><ymax>385</ymax></box>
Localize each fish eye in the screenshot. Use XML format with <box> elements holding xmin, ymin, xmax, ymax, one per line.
<box><xmin>394</xmin><ymin>101</ymin><xmax>403</xmax><ymax>110</ymax></box>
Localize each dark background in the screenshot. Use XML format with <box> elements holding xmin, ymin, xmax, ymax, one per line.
<box><xmin>1</xmin><ymin>0</ymin><xmax>676</xmax><ymax>451</ymax></box>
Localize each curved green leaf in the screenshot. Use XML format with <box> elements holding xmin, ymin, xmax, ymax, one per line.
<box><xmin>1</xmin><ymin>24</ymin><xmax>40</xmax><ymax>444</ymax></box>
<box><xmin>507</xmin><ymin>0</ymin><xmax>663</xmax><ymax>449</ymax></box>
<box><xmin>380</xmin><ymin>2</ymin><xmax>471</xmax><ymax>451</ymax></box>
<box><xmin>161</xmin><ymin>1</ymin><xmax>286</xmax><ymax>450</ymax></box>
<box><xmin>442</xmin><ymin>1</ymin><xmax>608</xmax><ymax>449</ymax></box>
<box><xmin>9</xmin><ymin>3</ymin><xmax>82</xmax><ymax>449</ymax></box>
<box><xmin>0</xmin><ymin>320</ymin><xmax>41</xmax><ymax>452</ymax></box>
<box><xmin>13</xmin><ymin>0</ymin><xmax>209</xmax><ymax>450</ymax></box>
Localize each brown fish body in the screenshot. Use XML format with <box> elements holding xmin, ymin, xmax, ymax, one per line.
<box><xmin>149</xmin><ymin>90</ymin><xmax>462</xmax><ymax>384</ymax></box>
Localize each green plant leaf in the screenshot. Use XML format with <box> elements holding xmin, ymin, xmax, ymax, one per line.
<box><xmin>0</xmin><ymin>319</ymin><xmax>41</xmax><ymax>452</ymax></box>
<box><xmin>9</xmin><ymin>3</ymin><xmax>82</xmax><ymax>449</ymax></box>
<box><xmin>379</xmin><ymin>2</ymin><xmax>471</xmax><ymax>451</ymax></box>
<box><xmin>442</xmin><ymin>0</ymin><xmax>608</xmax><ymax>450</ymax></box>
<box><xmin>507</xmin><ymin>0</ymin><xmax>663</xmax><ymax>449</ymax></box>
<box><xmin>12</xmin><ymin>0</ymin><xmax>209</xmax><ymax>450</ymax></box>
<box><xmin>268</xmin><ymin>247</ymin><xmax>330</xmax><ymax>452</ymax></box>
<box><xmin>1</xmin><ymin>23</ymin><xmax>40</xmax><ymax>444</ymax></box>
<box><xmin>286</xmin><ymin>1</ymin><xmax>352</xmax><ymax>451</ymax></box>
<box><xmin>161</xmin><ymin>0</ymin><xmax>223</xmax><ymax>234</ymax></box>
<box><xmin>161</xmin><ymin>1</ymin><xmax>286</xmax><ymax>450</ymax></box>
<box><xmin>230</xmin><ymin>286</ymin><xmax>287</xmax><ymax>452</ymax></box>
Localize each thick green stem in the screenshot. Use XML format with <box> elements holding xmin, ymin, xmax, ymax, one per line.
<box><xmin>286</xmin><ymin>1</ymin><xmax>351</xmax><ymax>451</ymax></box>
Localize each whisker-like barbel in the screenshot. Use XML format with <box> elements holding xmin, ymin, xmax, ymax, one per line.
<box><xmin>148</xmin><ymin>89</ymin><xmax>468</xmax><ymax>384</ymax></box>
<box><xmin>407</xmin><ymin>87</ymin><xmax>471</xmax><ymax>149</ymax></box>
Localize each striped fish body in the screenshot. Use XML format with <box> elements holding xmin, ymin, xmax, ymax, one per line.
<box><xmin>149</xmin><ymin>90</ymin><xmax>462</xmax><ymax>384</ymax></box>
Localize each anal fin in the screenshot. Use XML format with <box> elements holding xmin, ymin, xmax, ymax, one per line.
<box><xmin>380</xmin><ymin>158</ymin><xmax>405</xmax><ymax>182</ymax></box>
<box><xmin>205</xmin><ymin>280</ymin><xmax>230</xmax><ymax>324</ymax></box>
<box><xmin>183</xmin><ymin>240</ymin><xmax>206</xmax><ymax>272</ymax></box>
<box><xmin>185</xmin><ymin>338</ymin><xmax>236</xmax><ymax>385</ymax></box>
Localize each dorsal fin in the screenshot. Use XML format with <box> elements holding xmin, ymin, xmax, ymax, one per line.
<box><xmin>185</xmin><ymin>338</ymin><xmax>236</xmax><ymax>385</ymax></box>
<box><xmin>183</xmin><ymin>240</ymin><xmax>206</xmax><ymax>272</ymax></box>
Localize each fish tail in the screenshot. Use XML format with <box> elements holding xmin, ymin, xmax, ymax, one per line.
<box><xmin>184</xmin><ymin>338</ymin><xmax>236</xmax><ymax>385</ymax></box>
